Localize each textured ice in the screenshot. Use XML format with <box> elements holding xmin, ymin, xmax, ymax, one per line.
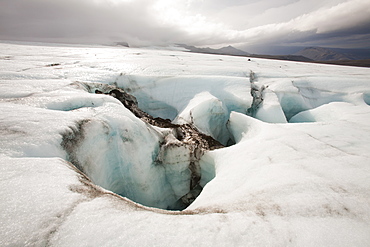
<box><xmin>115</xmin><ymin>74</ymin><xmax>251</xmax><ymax>120</ymax></box>
<box><xmin>1</xmin><ymin>42</ymin><xmax>370</xmax><ymax>246</ymax></box>
<box><xmin>174</xmin><ymin>91</ymin><xmax>230</xmax><ymax>144</ymax></box>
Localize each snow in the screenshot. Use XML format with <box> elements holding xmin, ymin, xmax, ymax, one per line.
<box><xmin>0</xmin><ymin>157</ymin><xmax>84</xmax><ymax>246</ymax></box>
<box><xmin>1</xmin><ymin>41</ymin><xmax>370</xmax><ymax>246</ymax></box>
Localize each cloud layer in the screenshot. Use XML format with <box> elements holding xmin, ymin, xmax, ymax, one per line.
<box><xmin>0</xmin><ymin>0</ymin><xmax>369</xmax><ymax>53</ymax></box>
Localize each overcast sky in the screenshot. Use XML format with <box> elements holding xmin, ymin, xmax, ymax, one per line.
<box><xmin>1</xmin><ymin>0</ymin><xmax>369</xmax><ymax>54</ymax></box>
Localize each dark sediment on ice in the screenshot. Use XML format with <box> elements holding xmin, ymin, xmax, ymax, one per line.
<box><xmin>94</xmin><ymin>87</ymin><xmax>224</xmax><ymax>151</ymax></box>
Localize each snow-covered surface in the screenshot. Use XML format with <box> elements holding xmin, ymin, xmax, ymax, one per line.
<box><xmin>1</xmin><ymin>42</ymin><xmax>370</xmax><ymax>246</ymax></box>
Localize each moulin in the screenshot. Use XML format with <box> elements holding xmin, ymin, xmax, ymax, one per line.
<box><xmin>62</xmin><ymin>82</ymin><xmax>223</xmax><ymax>210</ymax></box>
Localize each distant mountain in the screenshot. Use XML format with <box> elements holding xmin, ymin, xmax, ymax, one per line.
<box><xmin>177</xmin><ymin>44</ymin><xmax>312</xmax><ymax>62</ymax></box>
<box><xmin>113</xmin><ymin>41</ymin><xmax>129</xmax><ymax>47</ymax></box>
<box><xmin>216</xmin><ymin>45</ymin><xmax>250</xmax><ymax>56</ymax></box>
<box><xmin>249</xmin><ymin>54</ymin><xmax>313</xmax><ymax>62</ymax></box>
<box><xmin>294</xmin><ymin>47</ymin><xmax>353</xmax><ymax>61</ymax></box>
<box><xmin>175</xmin><ymin>44</ymin><xmax>369</xmax><ymax>67</ymax></box>
<box><xmin>330</xmin><ymin>48</ymin><xmax>370</xmax><ymax>60</ymax></box>
<box><xmin>312</xmin><ymin>59</ymin><xmax>370</xmax><ymax>68</ymax></box>
<box><xmin>177</xmin><ymin>44</ymin><xmax>250</xmax><ymax>56</ymax></box>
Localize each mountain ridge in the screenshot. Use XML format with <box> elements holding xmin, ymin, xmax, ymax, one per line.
<box><xmin>294</xmin><ymin>47</ymin><xmax>353</xmax><ymax>61</ymax></box>
<box><xmin>109</xmin><ymin>41</ymin><xmax>370</xmax><ymax>67</ymax></box>
<box><xmin>176</xmin><ymin>44</ymin><xmax>250</xmax><ymax>56</ymax></box>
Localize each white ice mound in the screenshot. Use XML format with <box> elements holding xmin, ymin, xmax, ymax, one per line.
<box><xmin>227</xmin><ymin>111</ymin><xmax>264</xmax><ymax>143</ymax></box>
<box><xmin>174</xmin><ymin>92</ymin><xmax>229</xmax><ymax>145</ymax></box>
<box><xmin>255</xmin><ymin>89</ymin><xmax>287</xmax><ymax>123</ymax></box>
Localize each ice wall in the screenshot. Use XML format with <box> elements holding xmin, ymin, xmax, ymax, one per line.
<box><xmin>61</xmin><ymin>83</ymin><xmax>221</xmax><ymax>210</ymax></box>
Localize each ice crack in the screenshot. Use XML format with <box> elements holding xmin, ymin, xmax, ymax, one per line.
<box><xmin>247</xmin><ymin>70</ymin><xmax>266</xmax><ymax>117</ymax></box>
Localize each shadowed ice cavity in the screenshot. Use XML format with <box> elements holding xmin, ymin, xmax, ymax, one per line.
<box><xmin>113</xmin><ymin>74</ymin><xmax>249</xmax><ymax>137</ymax></box>
<box><xmin>61</xmin><ymin>83</ymin><xmax>222</xmax><ymax>211</ymax></box>
<box><xmin>363</xmin><ymin>92</ymin><xmax>370</xmax><ymax>106</ymax></box>
<box><xmin>286</xmin><ymin>83</ymin><xmax>345</xmax><ymax>118</ymax></box>
<box><xmin>252</xmin><ymin>77</ymin><xmax>359</xmax><ymax>122</ymax></box>
<box><xmin>271</xmin><ymin>89</ymin><xmax>352</xmax><ymax>122</ymax></box>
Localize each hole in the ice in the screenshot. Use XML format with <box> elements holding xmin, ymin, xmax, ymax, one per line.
<box><xmin>275</xmin><ymin>92</ymin><xmax>310</xmax><ymax>121</ymax></box>
<box><xmin>364</xmin><ymin>92</ymin><xmax>370</xmax><ymax>106</ymax></box>
<box><xmin>61</xmin><ymin>83</ymin><xmax>221</xmax><ymax>211</ymax></box>
<box><xmin>288</xmin><ymin>110</ymin><xmax>317</xmax><ymax>123</ymax></box>
<box><xmin>275</xmin><ymin>82</ymin><xmax>350</xmax><ymax>122</ymax></box>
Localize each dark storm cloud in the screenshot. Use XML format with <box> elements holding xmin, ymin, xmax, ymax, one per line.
<box><xmin>0</xmin><ymin>0</ymin><xmax>369</xmax><ymax>52</ymax></box>
<box><xmin>291</xmin><ymin>22</ymin><xmax>370</xmax><ymax>49</ymax></box>
<box><xmin>238</xmin><ymin>18</ymin><xmax>370</xmax><ymax>54</ymax></box>
<box><xmin>231</xmin><ymin>0</ymin><xmax>370</xmax><ymax>53</ymax></box>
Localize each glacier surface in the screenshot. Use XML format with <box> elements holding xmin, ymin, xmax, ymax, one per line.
<box><xmin>1</xmin><ymin>41</ymin><xmax>370</xmax><ymax>246</ymax></box>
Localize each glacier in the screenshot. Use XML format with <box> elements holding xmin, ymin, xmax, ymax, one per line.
<box><xmin>1</xmin><ymin>41</ymin><xmax>370</xmax><ymax>246</ymax></box>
